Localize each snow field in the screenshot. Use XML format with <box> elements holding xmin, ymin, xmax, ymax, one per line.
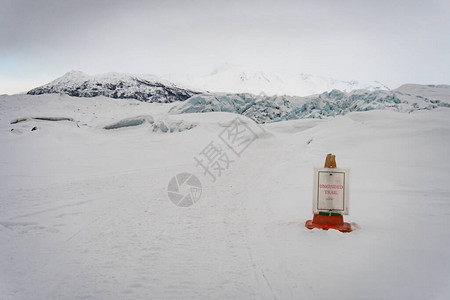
<box><xmin>0</xmin><ymin>94</ymin><xmax>449</xmax><ymax>299</ymax></box>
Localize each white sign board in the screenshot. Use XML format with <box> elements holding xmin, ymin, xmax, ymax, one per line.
<box><xmin>313</xmin><ymin>168</ymin><xmax>349</xmax><ymax>215</ymax></box>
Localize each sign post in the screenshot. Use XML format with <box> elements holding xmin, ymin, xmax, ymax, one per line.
<box><xmin>305</xmin><ymin>154</ymin><xmax>352</xmax><ymax>232</ymax></box>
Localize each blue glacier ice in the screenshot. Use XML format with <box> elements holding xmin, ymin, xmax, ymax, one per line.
<box><xmin>170</xmin><ymin>88</ymin><xmax>449</xmax><ymax>124</ymax></box>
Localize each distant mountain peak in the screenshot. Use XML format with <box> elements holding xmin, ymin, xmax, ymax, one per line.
<box><xmin>27</xmin><ymin>71</ymin><xmax>200</xmax><ymax>103</ymax></box>
<box><xmin>209</xmin><ymin>62</ymin><xmax>242</xmax><ymax>76</ymax></box>
<box><xmin>166</xmin><ymin>64</ymin><xmax>390</xmax><ymax>97</ymax></box>
<box><xmin>64</xmin><ymin>70</ymin><xmax>85</xmax><ymax>76</ymax></box>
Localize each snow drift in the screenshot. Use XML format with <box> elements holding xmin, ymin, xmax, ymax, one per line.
<box><xmin>103</xmin><ymin>115</ymin><xmax>196</xmax><ymax>133</ymax></box>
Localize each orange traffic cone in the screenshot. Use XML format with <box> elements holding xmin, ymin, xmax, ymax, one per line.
<box><xmin>305</xmin><ymin>154</ymin><xmax>352</xmax><ymax>233</ymax></box>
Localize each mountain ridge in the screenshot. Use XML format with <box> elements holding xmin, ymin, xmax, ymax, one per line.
<box><xmin>25</xmin><ymin>71</ymin><xmax>450</xmax><ymax>121</ymax></box>
<box><xmin>164</xmin><ymin>64</ymin><xmax>391</xmax><ymax>97</ymax></box>
<box><xmin>27</xmin><ymin>71</ymin><xmax>200</xmax><ymax>103</ymax></box>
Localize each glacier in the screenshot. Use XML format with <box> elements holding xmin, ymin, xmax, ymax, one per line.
<box><xmin>103</xmin><ymin>115</ymin><xmax>196</xmax><ymax>133</ymax></box>
<box><xmin>23</xmin><ymin>71</ymin><xmax>450</xmax><ymax>125</ymax></box>
<box><xmin>170</xmin><ymin>85</ymin><xmax>450</xmax><ymax>123</ymax></box>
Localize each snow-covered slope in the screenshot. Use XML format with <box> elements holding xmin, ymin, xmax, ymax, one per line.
<box><xmin>1</xmin><ymin>93</ymin><xmax>449</xmax><ymax>299</ymax></box>
<box><xmin>395</xmin><ymin>83</ymin><xmax>450</xmax><ymax>102</ymax></box>
<box><xmin>28</xmin><ymin>71</ymin><xmax>199</xmax><ymax>103</ymax></box>
<box><xmin>170</xmin><ymin>86</ymin><xmax>450</xmax><ymax>123</ymax></box>
<box><xmin>166</xmin><ymin>64</ymin><xmax>390</xmax><ymax>96</ymax></box>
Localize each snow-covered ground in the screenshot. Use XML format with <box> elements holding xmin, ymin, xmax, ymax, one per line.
<box><xmin>1</xmin><ymin>94</ymin><xmax>449</xmax><ymax>299</ymax></box>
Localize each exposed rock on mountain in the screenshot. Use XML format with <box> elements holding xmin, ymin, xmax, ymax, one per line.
<box><xmin>28</xmin><ymin>71</ymin><xmax>199</xmax><ymax>103</ymax></box>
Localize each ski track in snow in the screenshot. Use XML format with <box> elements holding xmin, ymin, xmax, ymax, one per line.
<box><xmin>1</xmin><ymin>94</ymin><xmax>450</xmax><ymax>299</ymax></box>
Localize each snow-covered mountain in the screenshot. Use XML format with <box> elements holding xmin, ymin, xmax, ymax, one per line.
<box><xmin>25</xmin><ymin>70</ymin><xmax>448</xmax><ymax>125</ymax></box>
<box><xmin>165</xmin><ymin>63</ymin><xmax>390</xmax><ymax>96</ymax></box>
<box><xmin>27</xmin><ymin>71</ymin><xmax>200</xmax><ymax>103</ymax></box>
<box><xmin>26</xmin><ymin>67</ymin><xmax>390</xmax><ymax>105</ymax></box>
<box><xmin>170</xmin><ymin>84</ymin><xmax>450</xmax><ymax>123</ymax></box>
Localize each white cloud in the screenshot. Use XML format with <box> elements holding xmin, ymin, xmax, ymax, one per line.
<box><xmin>1</xmin><ymin>0</ymin><xmax>449</xmax><ymax>94</ymax></box>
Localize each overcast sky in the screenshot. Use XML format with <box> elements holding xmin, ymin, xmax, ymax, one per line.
<box><xmin>1</xmin><ymin>0</ymin><xmax>449</xmax><ymax>94</ymax></box>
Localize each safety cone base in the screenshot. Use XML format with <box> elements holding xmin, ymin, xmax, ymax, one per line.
<box><xmin>305</xmin><ymin>214</ymin><xmax>352</xmax><ymax>232</ymax></box>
